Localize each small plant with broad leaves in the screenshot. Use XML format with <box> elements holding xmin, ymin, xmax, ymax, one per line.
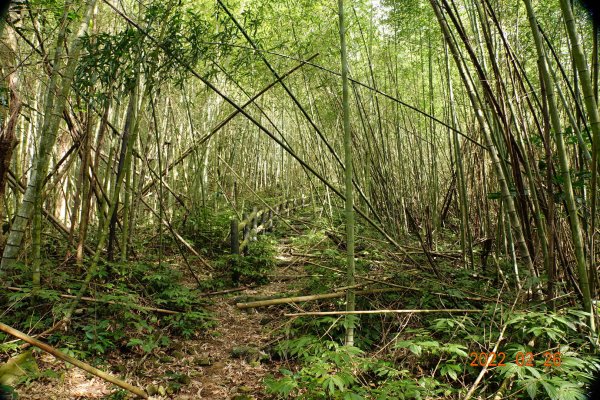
<box><xmin>265</xmin><ymin>336</ymin><xmax>441</xmax><ymax>399</ymax></box>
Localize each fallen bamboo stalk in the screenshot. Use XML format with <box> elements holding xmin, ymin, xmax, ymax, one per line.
<box><xmin>304</xmin><ymin>260</ymin><xmax>500</xmax><ymax>303</ymax></box>
<box><xmin>285</xmin><ymin>309</ymin><xmax>481</xmax><ymax>317</ymax></box>
<box><xmin>3</xmin><ymin>287</ymin><xmax>179</xmax><ymax>315</ymax></box>
<box><xmin>334</xmin><ymin>282</ymin><xmax>373</xmax><ymax>291</ymax></box>
<box><xmin>198</xmin><ymin>286</ymin><xmax>252</xmax><ymax>296</ymax></box>
<box><xmin>269</xmin><ymin>274</ymin><xmax>324</xmax><ymax>279</ymax></box>
<box><xmin>463</xmin><ymin>321</ymin><xmax>509</xmax><ymax>400</ymax></box>
<box><xmin>236</xmin><ymin>287</ymin><xmax>403</xmax><ymax>309</ymax></box>
<box><xmin>290</xmin><ymin>252</ymin><xmax>325</xmax><ymax>258</ymax></box>
<box><xmin>0</xmin><ymin>322</ymin><xmax>148</xmax><ymax>398</ymax></box>
<box><xmin>463</xmin><ymin>294</ymin><xmax>518</xmax><ymax>400</ymax></box>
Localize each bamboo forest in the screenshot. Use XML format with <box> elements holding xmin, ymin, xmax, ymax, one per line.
<box><xmin>4</xmin><ymin>0</ymin><xmax>600</xmax><ymax>398</ymax></box>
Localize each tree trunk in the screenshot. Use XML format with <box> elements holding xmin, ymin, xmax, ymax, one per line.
<box><xmin>338</xmin><ymin>0</ymin><xmax>356</xmax><ymax>347</ymax></box>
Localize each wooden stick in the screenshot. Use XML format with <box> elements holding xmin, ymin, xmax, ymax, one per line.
<box><xmin>268</xmin><ymin>274</ymin><xmax>324</xmax><ymax>279</ymax></box>
<box><xmin>198</xmin><ymin>286</ymin><xmax>252</xmax><ymax>296</ymax></box>
<box><xmin>285</xmin><ymin>309</ymin><xmax>481</xmax><ymax>317</ymax></box>
<box><xmin>463</xmin><ymin>293</ymin><xmax>520</xmax><ymax>400</ymax></box>
<box><xmin>236</xmin><ymin>287</ymin><xmax>403</xmax><ymax>309</ymax></box>
<box><xmin>463</xmin><ymin>321</ymin><xmax>509</xmax><ymax>400</ymax></box>
<box><xmin>303</xmin><ymin>260</ymin><xmax>501</xmax><ymax>303</ymax></box>
<box><xmin>3</xmin><ymin>287</ymin><xmax>179</xmax><ymax>315</ymax></box>
<box><xmin>334</xmin><ymin>282</ymin><xmax>372</xmax><ymax>291</ymax></box>
<box><xmin>0</xmin><ymin>322</ymin><xmax>148</xmax><ymax>398</ymax></box>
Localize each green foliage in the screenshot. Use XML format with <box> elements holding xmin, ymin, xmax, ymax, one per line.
<box><xmin>105</xmin><ymin>389</ymin><xmax>128</xmax><ymax>400</ymax></box>
<box><xmin>181</xmin><ymin>209</ymin><xmax>236</xmax><ymax>257</ymax></box>
<box><xmin>215</xmin><ymin>235</ymin><xmax>276</xmax><ymax>285</ymax></box>
<box><xmin>1</xmin><ymin>260</ymin><xmax>214</xmax><ymax>362</ymax></box>
<box><xmin>266</xmin><ymin>337</ymin><xmax>440</xmax><ymax>399</ymax></box>
<box><xmin>267</xmin><ymin>302</ymin><xmax>599</xmax><ymax>399</ymax></box>
<box><xmin>266</xmin><ymin>337</ymin><xmax>365</xmax><ymax>399</ymax></box>
<box><xmin>427</xmin><ymin>307</ymin><xmax>598</xmax><ymax>399</ymax></box>
<box><xmin>492</xmin><ymin>309</ymin><xmax>597</xmax><ymax>399</ymax></box>
<box><xmin>166</xmin><ymin>311</ymin><xmax>214</xmax><ymax>339</ymax></box>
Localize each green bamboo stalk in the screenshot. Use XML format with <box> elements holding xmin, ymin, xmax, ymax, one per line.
<box><xmin>523</xmin><ymin>0</ymin><xmax>592</xmax><ymax>316</ymax></box>
<box><xmin>338</xmin><ymin>0</ymin><xmax>356</xmax><ymax>347</ymax></box>
<box><xmin>62</xmin><ymin>80</ymin><xmax>140</xmax><ymax>323</ymax></box>
<box><xmin>429</xmin><ymin>0</ymin><xmax>535</xmax><ymax>280</ymax></box>
<box><xmin>559</xmin><ymin>0</ymin><xmax>600</xmax><ymax>301</ymax></box>
<box><xmin>444</xmin><ymin>41</ymin><xmax>473</xmax><ymax>268</ymax></box>
<box><xmin>4</xmin><ymin>0</ymin><xmax>96</xmax><ymax>275</ymax></box>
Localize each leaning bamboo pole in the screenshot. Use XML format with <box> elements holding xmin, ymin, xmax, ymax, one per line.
<box><xmin>1</xmin><ymin>0</ymin><xmax>97</xmax><ymax>272</ymax></box>
<box><xmin>0</xmin><ymin>322</ymin><xmax>148</xmax><ymax>398</ymax></box>
<box><xmin>429</xmin><ymin>0</ymin><xmax>536</xmax><ymax>282</ymax></box>
<box><xmin>337</xmin><ymin>0</ymin><xmax>356</xmax><ymax>347</ymax></box>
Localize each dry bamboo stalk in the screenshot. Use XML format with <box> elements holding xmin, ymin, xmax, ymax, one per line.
<box><xmin>0</xmin><ymin>322</ymin><xmax>148</xmax><ymax>398</ymax></box>
<box><xmin>236</xmin><ymin>287</ymin><xmax>403</xmax><ymax>309</ymax></box>
<box><xmin>303</xmin><ymin>260</ymin><xmax>498</xmax><ymax>303</ymax></box>
<box><xmin>285</xmin><ymin>309</ymin><xmax>481</xmax><ymax>317</ymax></box>
<box><xmin>198</xmin><ymin>286</ymin><xmax>252</xmax><ymax>296</ymax></box>
<box><xmin>463</xmin><ymin>318</ymin><xmax>509</xmax><ymax>400</ymax></box>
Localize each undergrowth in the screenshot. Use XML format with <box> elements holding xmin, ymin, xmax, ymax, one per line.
<box><xmin>266</xmin><ymin>304</ymin><xmax>600</xmax><ymax>399</ymax></box>
<box><xmin>0</xmin><ymin>260</ymin><xmax>214</xmax><ymax>362</ymax></box>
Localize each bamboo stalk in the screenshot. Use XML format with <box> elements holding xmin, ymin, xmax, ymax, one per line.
<box><xmin>303</xmin><ymin>260</ymin><xmax>499</xmax><ymax>303</ymax></box>
<box><xmin>0</xmin><ymin>322</ymin><xmax>148</xmax><ymax>398</ymax></box>
<box><xmin>198</xmin><ymin>286</ymin><xmax>252</xmax><ymax>296</ymax></box>
<box><xmin>285</xmin><ymin>309</ymin><xmax>481</xmax><ymax>317</ymax></box>
<box><xmin>463</xmin><ymin>313</ymin><xmax>510</xmax><ymax>400</ymax></box>
<box><xmin>236</xmin><ymin>287</ymin><xmax>403</xmax><ymax>309</ymax></box>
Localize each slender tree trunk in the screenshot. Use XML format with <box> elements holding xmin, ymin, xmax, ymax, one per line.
<box><xmin>62</xmin><ymin>79</ymin><xmax>140</xmax><ymax>325</ymax></box>
<box><xmin>338</xmin><ymin>0</ymin><xmax>356</xmax><ymax>347</ymax></box>
<box><xmin>444</xmin><ymin>41</ymin><xmax>472</xmax><ymax>268</ymax></box>
<box><xmin>107</xmin><ymin>84</ymin><xmax>140</xmax><ymax>261</ymax></box>
<box><xmin>0</xmin><ymin>14</ymin><xmax>21</xmax><ymax>224</ymax></box>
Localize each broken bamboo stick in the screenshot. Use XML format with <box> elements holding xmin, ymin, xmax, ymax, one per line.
<box><xmin>0</xmin><ymin>322</ymin><xmax>148</xmax><ymax>398</ymax></box>
<box><xmin>304</xmin><ymin>260</ymin><xmax>500</xmax><ymax>303</ymax></box>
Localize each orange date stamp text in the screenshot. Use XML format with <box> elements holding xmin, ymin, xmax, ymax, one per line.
<box><xmin>468</xmin><ymin>351</ymin><xmax>561</xmax><ymax>367</ymax></box>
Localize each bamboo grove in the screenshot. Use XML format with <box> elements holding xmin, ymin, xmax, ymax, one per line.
<box><xmin>1</xmin><ymin>0</ymin><xmax>600</xmax><ymax>358</ymax></box>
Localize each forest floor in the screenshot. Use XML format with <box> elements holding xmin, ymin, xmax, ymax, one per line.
<box><xmin>16</xmin><ymin>219</ymin><xmax>314</xmax><ymax>400</ymax></box>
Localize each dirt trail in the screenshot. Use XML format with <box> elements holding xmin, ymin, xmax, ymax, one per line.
<box><xmin>151</xmin><ymin>233</ymin><xmax>308</xmax><ymax>399</ymax></box>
